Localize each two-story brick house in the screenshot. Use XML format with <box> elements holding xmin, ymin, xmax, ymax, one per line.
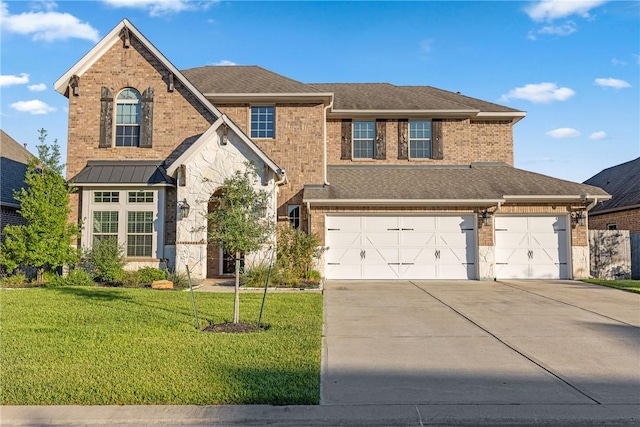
<box><xmin>55</xmin><ymin>19</ymin><xmax>609</xmax><ymax>281</ymax></box>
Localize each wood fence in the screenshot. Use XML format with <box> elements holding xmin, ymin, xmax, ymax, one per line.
<box><xmin>589</xmin><ymin>230</ymin><xmax>632</xmax><ymax>280</ymax></box>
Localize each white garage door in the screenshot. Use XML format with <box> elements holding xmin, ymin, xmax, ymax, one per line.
<box><xmin>495</xmin><ymin>216</ymin><xmax>569</xmax><ymax>279</ymax></box>
<box><xmin>325</xmin><ymin>215</ymin><xmax>476</xmax><ymax>280</ymax></box>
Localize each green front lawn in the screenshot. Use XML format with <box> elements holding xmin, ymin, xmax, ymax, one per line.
<box><xmin>0</xmin><ymin>287</ymin><xmax>322</xmax><ymax>405</ymax></box>
<box><xmin>581</xmin><ymin>279</ymin><xmax>640</xmax><ymax>294</ymax></box>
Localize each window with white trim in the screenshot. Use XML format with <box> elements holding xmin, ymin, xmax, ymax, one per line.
<box><xmin>251</xmin><ymin>106</ymin><xmax>275</xmax><ymax>138</ymax></box>
<box><xmin>115</xmin><ymin>88</ymin><xmax>141</xmax><ymax>147</ymax></box>
<box><xmin>127</xmin><ymin>211</ymin><xmax>153</xmax><ymax>257</ymax></box>
<box><xmin>85</xmin><ymin>189</ymin><xmax>162</xmax><ymax>259</ymax></box>
<box><xmin>288</xmin><ymin>205</ymin><xmax>300</xmax><ymax>229</ymax></box>
<box><xmin>353</xmin><ymin>121</ymin><xmax>375</xmax><ymax>159</ymax></box>
<box><xmin>409</xmin><ymin>120</ymin><xmax>432</xmax><ymax>159</ymax></box>
<box><xmin>93</xmin><ymin>211</ymin><xmax>118</xmax><ymax>246</ymax></box>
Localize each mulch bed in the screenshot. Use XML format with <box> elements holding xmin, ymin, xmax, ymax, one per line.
<box><xmin>202</xmin><ymin>322</ymin><xmax>260</xmax><ymax>333</ymax></box>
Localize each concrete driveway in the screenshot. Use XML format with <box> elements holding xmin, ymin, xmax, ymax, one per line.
<box><xmin>322</xmin><ymin>280</ymin><xmax>640</xmax><ymax>408</ymax></box>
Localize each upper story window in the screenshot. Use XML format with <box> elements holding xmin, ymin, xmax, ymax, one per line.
<box><xmin>94</xmin><ymin>191</ymin><xmax>120</xmax><ymax>203</ymax></box>
<box><xmin>115</xmin><ymin>88</ymin><xmax>141</xmax><ymax>147</ymax></box>
<box><xmin>128</xmin><ymin>191</ymin><xmax>154</xmax><ymax>203</ymax></box>
<box><xmin>251</xmin><ymin>106</ymin><xmax>275</xmax><ymax>138</ymax></box>
<box><xmin>288</xmin><ymin>205</ymin><xmax>300</xmax><ymax>229</ymax></box>
<box><xmin>409</xmin><ymin>121</ymin><xmax>432</xmax><ymax>159</ymax></box>
<box><xmin>353</xmin><ymin>121</ymin><xmax>375</xmax><ymax>159</ymax></box>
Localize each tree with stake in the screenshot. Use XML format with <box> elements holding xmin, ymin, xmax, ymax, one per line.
<box><xmin>0</xmin><ymin>129</ymin><xmax>80</xmax><ymax>283</ymax></box>
<box><xmin>207</xmin><ymin>165</ymin><xmax>273</xmax><ymax>324</ymax></box>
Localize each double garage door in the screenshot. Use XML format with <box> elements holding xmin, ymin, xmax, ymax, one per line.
<box><xmin>325</xmin><ymin>215</ymin><xmax>477</xmax><ymax>280</ymax></box>
<box><xmin>325</xmin><ymin>214</ymin><xmax>570</xmax><ymax>280</ymax></box>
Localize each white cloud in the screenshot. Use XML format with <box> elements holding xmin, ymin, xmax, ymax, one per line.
<box><xmin>212</xmin><ymin>60</ymin><xmax>237</xmax><ymax>66</ymax></box>
<box><xmin>595</xmin><ymin>77</ymin><xmax>631</xmax><ymax>89</ymax></box>
<box><xmin>500</xmin><ymin>82</ymin><xmax>576</xmax><ymax>103</ymax></box>
<box><xmin>611</xmin><ymin>58</ymin><xmax>627</xmax><ymax>66</ymax></box>
<box><xmin>420</xmin><ymin>38</ymin><xmax>435</xmax><ymax>54</ymax></box>
<box><xmin>28</xmin><ymin>83</ymin><xmax>47</xmax><ymax>91</ymax></box>
<box><xmin>0</xmin><ymin>73</ymin><xmax>29</xmax><ymax>87</ymax></box>
<box><xmin>537</xmin><ymin>21</ymin><xmax>577</xmax><ymax>36</ymax></box>
<box><xmin>102</xmin><ymin>0</ymin><xmax>213</xmax><ymax>16</ymax></box>
<box><xmin>10</xmin><ymin>100</ymin><xmax>56</xmax><ymax>115</ymax></box>
<box><xmin>0</xmin><ymin>2</ymin><xmax>100</xmax><ymax>42</ymax></box>
<box><xmin>589</xmin><ymin>131</ymin><xmax>607</xmax><ymax>140</ymax></box>
<box><xmin>547</xmin><ymin>127</ymin><xmax>581</xmax><ymax>138</ymax></box>
<box><xmin>525</xmin><ymin>0</ymin><xmax>607</xmax><ymax>22</ymax></box>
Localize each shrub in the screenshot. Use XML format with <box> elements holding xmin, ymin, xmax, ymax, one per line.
<box><xmin>64</xmin><ymin>268</ymin><xmax>95</xmax><ymax>287</ymax></box>
<box><xmin>242</xmin><ymin>263</ymin><xmax>278</xmax><ymax>288</ymax></box>
<box><xmin>276</xmin><ymin>225</ymin><xmax>326</xmax><ymax>282</ymax></box>
<box><xmin>0</xmin><ymin>273</ymin><xmax>28</xmax><ymax>288</ymax></box>
<box><xmin>166</xmin><ymin>270</ymin><xmax>189</xmax><ymax>289</ymax></box>
<box><xmin>87</xmin><ymin>238</ymin><xmax>125</xmax><ymax>284</ymax></box>
<box><xmin>304</xmin><ymin>269</ymin><xmax>322</xmax><ymax>282</ymax></box>
<box><xmin>120</xmin><ymin>270</ymin><xmax>141</xmax><ymax>288</ymax></box>
<box><xmin>138</xmin><ymin>267</ymin><xmax>166</xmax><ymax>284</ymax></box>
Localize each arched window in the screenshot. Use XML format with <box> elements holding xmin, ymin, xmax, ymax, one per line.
<box><xmin>115</xmin><ymin>88</ymin><xmax>141</xmax><ymax>147</ymax></box>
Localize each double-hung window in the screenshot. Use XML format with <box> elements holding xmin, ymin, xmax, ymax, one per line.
<box><xmin>93</xmin><ymin>211</ymin><xmax>118</xmax><ymax>246</ymax></box>
<box><xmin>115</xmin><ymin>88</ymin><xmax>141</xmax><ymax>147</ymax></box>
<box><xmin>353</xmin><ymin>121</ymin><xmax>375</xmax><ymax>159</ymax></box>
<box><xmin>288</xmin><ymin>205</ymin><xmax>301</xmax><ymax>229</ymax></box>
<box><xmin>409</xmin><ymin>121</ymin><xmax>432</xmax><ymax>159</ymax></box>
<box><xmin>127</xmin><ymin>211</ymin><xmax>153</xmax><ymax>257</ymax></box>
<box><xmin>251</xmin><ymin>106</ymin><xmax>275</xmax><ymax>138</ymax></box>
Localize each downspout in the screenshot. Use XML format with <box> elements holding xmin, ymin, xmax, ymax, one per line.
<box><xmin>585</xmin><ymin>196</ymin><xmax>599</xmax><ymax>212</ymax></box>
<box><xmin>323</xmin><ymin>98</ymin><xmax>333</xmax><ymax>186</ymax></box>
<box><xmin>306</xmin><ymin>201</ymin><xmax>312</xmax><ymax>234</ymax></box>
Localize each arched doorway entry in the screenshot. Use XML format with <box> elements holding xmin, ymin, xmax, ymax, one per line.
<box><xmin>206</xmin><ymin>190</ymin><xmax>242</xmax><ymax>278</ymax></box>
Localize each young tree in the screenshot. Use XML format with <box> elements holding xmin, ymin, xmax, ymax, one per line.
<box><xmin>0</xmin><ymin>129</ymin><xmax>80</xmax><ymax>283</ymax></box>
<box><xmin>208</xmin><ymin>165</ymin><xmax>273</xmax><ymax>324</ymax></box>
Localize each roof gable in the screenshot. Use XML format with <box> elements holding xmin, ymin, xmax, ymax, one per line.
<box><xmin>53</xmin><ymin>19</ymin><xmax>222</xmax><ymax>120</ymax></box>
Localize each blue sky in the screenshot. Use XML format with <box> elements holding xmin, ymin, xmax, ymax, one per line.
<box><xmin>1</xmin><ymin>0</ymin><xmax>638</xmax><ymax>183</ymax></box>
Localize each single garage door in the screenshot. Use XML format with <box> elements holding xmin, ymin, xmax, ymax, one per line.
<box><xmin>325</xmin><ymin>215</ymin><xmax>476</xmax><ymax>280</ymax></box>
<box><xmin>495</xmin><ymin>215</ymin><xmax>569</xmax><ymax>279</ymax></box>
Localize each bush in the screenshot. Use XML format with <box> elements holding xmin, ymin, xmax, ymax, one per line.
<box><xmin>138</xmin><ymin>267</ymin><xmax>166</xmax><ymax>284</ymax></box>
<box><xmin>276</xmin><ymin>225</ymin><xmax>326</xmax><ymax>282</ymax></box>
<box><xmin>0</xmin><ymin>273</ymin><xmax>28</xmax><ymax>288</ymax></box>
<box><xmin>87</xmin><ymin>238</ymin><xmax>125</xmax><ymax>284</ymax></box>
<box><xmin>166</xmin><ymin>270</ymin><xmax>189</xmax><ymax>289</ymax></box>
<box><xmin>45</xmin><ymin>269</ymin><xmax>96</xmax><ymax>288</ymax></box>
<box><xmin>242</xmin><ymin>263</ymin><xmax>277</xmax><ymax>288</ymax></box>
<box><xmin>120</xmin><ymin>270</ymin><xmax>141</xmax><ymax>288</ymax></box>
<box><xmin>304</xmin><ymin>269</ymin><xmax>322</xmax><ymax>282</ymax></box>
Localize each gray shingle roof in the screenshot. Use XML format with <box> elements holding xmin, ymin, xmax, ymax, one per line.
<box><xmin>1</xmin><ymin>130</ymin><xmax>35</xmax><ymax>206</ymax></box>
<box><xmin>180</xmin><ymin>66</ymin><xmax>522</xmax><ymax>114</ymax></box>
<box><xmin>182</xmin><ymin>66</ymin><xmax>323</xmax><ymax>94</ymax></box>
<box><xmin>70</xmin><ymin>161</ymin><xmax>175</xmax><ymax>186</ymax></box>
<box><xmin>304</xmin><ymin>164</ymin><xmax>609</xmax><ymax>203</ymax></box>
<box><xmin>583</xmin><ymin>157</ymin><xmax>640</xmax><ymax>213</ymax></box>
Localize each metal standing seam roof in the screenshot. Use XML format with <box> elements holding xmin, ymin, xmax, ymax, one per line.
<box><xmin>583</xmin><ymin>157</ymin><xmax>640</xmax><ymax>213</ymax></box>
<box><xmin>303</xmin><ymin>164</ymin><xmax>609</xmax><ymax>202</ymax></box>
<box><xmin>70</xmin><ymin>161</ymin><xmax>175</xmax><ymax>186</ymax></box>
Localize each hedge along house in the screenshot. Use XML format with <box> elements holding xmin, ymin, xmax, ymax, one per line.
<box><xmin>55</xmin><ymin>19</ymin><xmax>609</xmax><ymax>281</ymax></box>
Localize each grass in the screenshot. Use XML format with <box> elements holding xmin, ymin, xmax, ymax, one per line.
<box><xmin>0</xmin><ymin>287</ymin><xmax>323</xmax><ymax>405</ymax></box>
<box><xmin>581</xmin><ymin>279</ymin><xmax>640</xmax><ymax>294</ymax></box>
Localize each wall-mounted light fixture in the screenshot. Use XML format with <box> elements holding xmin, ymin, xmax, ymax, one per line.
<box><xmin>571</xmin><ymin>210</ymin><xmax>586</xmax><ymax>227</ymax></box>
<box><xmin>481</xmin><ymin>209</ymin><xmax>491</xmax><ymax>227</ymax></box>
<box><xmin>178</xmin><ymin>199</ymin><xmax>190</xmax><ymax>220</ymax></box>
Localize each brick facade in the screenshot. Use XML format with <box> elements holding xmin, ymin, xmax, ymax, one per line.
<box><xmin>588</xmin><ymin>208</ymin><xmax>640</xmax><ymax>233</ymax></box>
<box><xmin>326</xmin><ymin>118</ymin><xmax>513</xmax><ymax>166</ymax></box>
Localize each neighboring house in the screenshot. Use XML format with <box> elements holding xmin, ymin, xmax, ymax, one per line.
<box><xmin>54</xmin><ymin>19</ymin><xmax>610</xmax><ymax>281</ymax></box>
<box><xmin>0</xmin><ymin>130</ymin><xmax>35</xmax><ymax>242</ymax></box>
<box><xmin>583</xmin><ymin>157</ymin><xmax>640</xmax><ymax>232</ymax></box>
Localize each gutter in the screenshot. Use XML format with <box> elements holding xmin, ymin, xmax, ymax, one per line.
<box><xmin>303</xmin><ymin>198</ymin><xmax>506</xmax><ymax>207</ymax></box>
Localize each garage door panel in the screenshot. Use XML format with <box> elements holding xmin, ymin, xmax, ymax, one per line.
<box><xmin>495</xmin><ymin>216</ymin><xmax>569</xmax><ymax>280</ymax></box>
<box><xmin>325</xmin><ymin>214</ymin><xmax>476</xmax><ymax>280</ymax></box>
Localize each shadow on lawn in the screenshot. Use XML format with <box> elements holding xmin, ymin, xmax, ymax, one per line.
<box><xmin>51</xmin><ymin>286</ymin><xmax>133</xmax><ymax>301</ymax></box>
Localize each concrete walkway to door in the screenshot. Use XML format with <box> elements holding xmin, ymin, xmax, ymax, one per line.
<box><xmin>322</xmin><ymin>279</ymin><xmax>640</xmax><ymax>422</ymax></box>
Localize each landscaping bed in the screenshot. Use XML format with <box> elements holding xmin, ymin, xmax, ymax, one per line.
<box><xmin>0</xmin><ymin>287</ymin><xmax>322</xmax><ymax>405</ymax></box>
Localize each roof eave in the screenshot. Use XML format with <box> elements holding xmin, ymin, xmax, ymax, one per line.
<box><xmin>327</xmin><ymin>109</ymin><xmax>479</xmax><ymax>119</ymax></box>
<box><xmin>475</xmin><ymin>111</ymin><xmax>527</xmax><ymax>124</ymax></box>
<box><xmin>303</xmin><ymin>198</ymin><xmax>506</xmax><ymax>206</ymax></box>
<box><xmin>203</xmin><ymin>93</ymin><xmax>334</xmax><ymax>104</ymax></box>
<box><xmin>589</xmin><ymin>203</ymin><xmax>640</xmax><ymax>216</ymax></box>
<box><xmin>503</xmin><ymin>194</ymin><xmax>612</xmax><ymax>203</ymax></box>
